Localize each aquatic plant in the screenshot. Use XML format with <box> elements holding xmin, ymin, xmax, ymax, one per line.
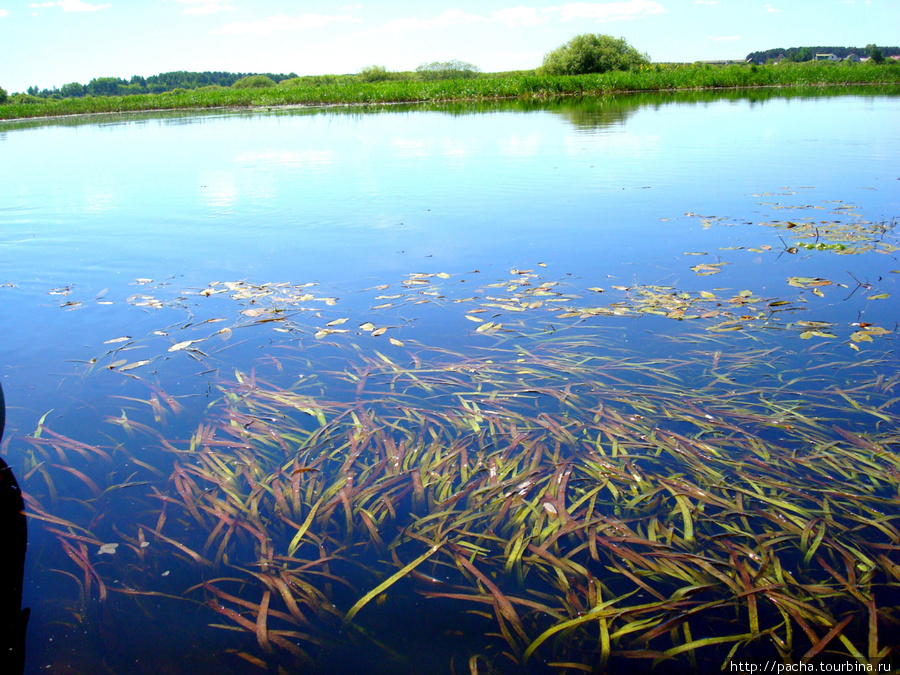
<box><xmin>14</xmin><ymin>190</ymin><xmax>899</xmax><ymax>672</ymax></box>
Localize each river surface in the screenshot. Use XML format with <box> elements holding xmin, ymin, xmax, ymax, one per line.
<box><xmin>1</xmin><ymin>89</ymin><xmax>899</xmax><ymax>673</ymax></box>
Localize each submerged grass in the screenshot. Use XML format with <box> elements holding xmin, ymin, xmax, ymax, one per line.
<box><xmin>11</xmin><ymin>192</ymin><xmax>900</xmax><ymax>671</ymax></box>
<box><xmin>20</xmin><ymin>333</ymin><xmax>900</xmax><ymax>672</ymax></box>
<box><xmin>2</xmin><ymin>61</ymin><xmax>899</xmax><ymax>121</ymax></box>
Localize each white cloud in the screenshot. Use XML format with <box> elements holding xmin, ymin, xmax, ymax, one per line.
<box><xmin>431</xmin><ymin>9</ymin><xmax>485</xmax><ymax>26</ymax></box>
<box><xmin>373</xmin><ymin>2</ymin><xmax>664</xmax><ymax>34</ymax></box>
<box><xmin>764</xmin><ymin>4</ymin><xmax>779</xmax><ymax>12</ymax></box>
<box><xmin>491</xmin><ymin>6</ymin><xmax>548</xmax><ymax>26</ymax></box>
<box><xmin>29</xmin><ymin>0</ymin><xmax>111</xmax><ymax>11</ymax></box>
<box><xmin>0</xmin><ymin>9</ymin><xmax>9</xmax><ymax>17</ymax></box>
<box><xmin>214</xmin><ymin>13</ymin><xmax>360</xmax><ymax>35</ymax></box>
<box><xmin>555</xmin><ymin>1</ymin><xmax>666</xmax><ymax>21</ymax></box>
<box><xmin>379</xmin><ymin>9</ymin><xmax>484</xmax><ymax>32</ymax></box>
<box><xmin>175</xmin><ymin>0</ymin><xmax>235</xmax><ymax>15</ymax></box>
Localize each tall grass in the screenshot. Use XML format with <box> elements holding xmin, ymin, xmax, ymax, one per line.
<box><xmin>2</xmin><ymin>61</ymin><xmax>899</xmax><ymax>121</ymax></box>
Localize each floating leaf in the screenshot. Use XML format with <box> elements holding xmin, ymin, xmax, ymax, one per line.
<box><xmin>119</xmin><ymin>360</ymin><xmax>150</xmax><ymax>371</ymax></box>
<box><xmin>389</xmin><ymin>337</ymin><xmax>404</xmax><ymax>347</ymax></box>
<box><xmin>168</xmin><ymin>340</ymin><xmax>200</xmax><ymax>352</ymax></box>
<box><xmin>690</xmin><ymin>263</ymin><xmax>726</xmax><ymax>275</ymax></box>
<box><xmin>359</xmin><ymin>322</ymin><xmax>376</xmax><ymax>332</ymax></box>
<box><xmin>325</xmin><ymin>318</ymin><xmax>349</xmax><ymax>327</ymax></box>
<box><xmin>787</xmin><ymin>276</ymin><xmax>832</xmax><ymax>288</ymax></box>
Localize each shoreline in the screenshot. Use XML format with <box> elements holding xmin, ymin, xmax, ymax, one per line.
<box><xmin>3</xmin><ymin>74</ymin><xmax>900</xmax><ymax>125</ymax></box>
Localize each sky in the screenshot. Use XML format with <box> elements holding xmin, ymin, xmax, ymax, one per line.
<box><xmin>0</xmin><ymin>0</ymin><xmax>897</xmax><ymax>93</ymax></box>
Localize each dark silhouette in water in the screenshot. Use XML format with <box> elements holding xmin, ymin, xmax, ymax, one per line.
<box><xmin>0</xmin><ymin>382</ymin><xmax>28</xmax><ymax>674</ymax></box>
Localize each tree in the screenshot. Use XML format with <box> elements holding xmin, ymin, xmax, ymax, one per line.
<box><xmin>867</xmin><ymin>44</ymin><xmax>885</xmax><ymax>64</ymax></box>
<box><xmin>0</xmin><ymin>86</ymin><xmax>7</xmax><ymax>104</ymax></box>
<box><xmin>541</xmin><ymin>34</ymin><xmax>649</xmax><ymax>76</ymax></box>
<box><xmin>60</xmin><ymin>82</ymin><xmax>85</xmax><ymax>98</ymax></box>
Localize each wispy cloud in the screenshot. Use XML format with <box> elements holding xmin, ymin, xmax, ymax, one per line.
<box><xmin>30</xmin><ymin>0</ymin><xmax>111</xmax><ymax>11</ymax></box>
<box><xmin>490</xmin><ymin>6</ymin><xmax>549</xmax><ymax>27</ymax></box>
<box><xmin>175</xmin><ymin>0</ymin><xmax>235</xmax><ymax>15</ymax></box>
<box><xmin>379</xmin><ymin>9</ymin><xmax>484</xmax><ymax>32</ymax></box>
<box><xmin>556</xmin><ymin>1</ymin><xmax>666</xmax><ymax>21</ymax></box>
<box><xmin>764</xmin><ymin>3</ymin><xmax>780</xmax><ymax>12</ymax></box>
<box><xmin>213</xmin><ymin>12</ymin><xmax>360</xmax><ymax>35</ymax></box>
<box><xmin>372</xmin><ymin>2</ymin><xmax>664</xmax><ymax>34</ymax></box>
<box><xmin>0</xmin><ymin>9</ymin><xmax>9</xmax><ymax>17</ymax></box>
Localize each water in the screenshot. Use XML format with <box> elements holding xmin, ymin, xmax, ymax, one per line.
<box><xmin>1</xmin><ymin>89</ymin><xmax>899</xmax><ymax>673</ymax></box>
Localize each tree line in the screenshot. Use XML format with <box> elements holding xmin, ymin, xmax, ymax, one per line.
<box><xmin>746</xmin><ymin>45</ymin><xmax>898</xmax><ymax>64</ymax></box>
<box><xmin>22</xmin><ymin>71</ymin><xmax>299</xmax><ymax>99</ymax></box>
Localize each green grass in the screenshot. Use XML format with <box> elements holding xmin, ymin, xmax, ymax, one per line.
<box><xmin>2</xmin><ymin>61</ymin><xmax>900</xmax><ymax>121</ymax></box>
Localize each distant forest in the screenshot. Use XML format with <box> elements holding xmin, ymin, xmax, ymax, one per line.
<box><xmin>746</xmin><ymin>45</ymin><xmax>899</xmax><ymax>64</ymax></box>
<box><xmin>25</xmin><ymin>71</ymin><xmax>298</xmax><ymax>99</ymax></box>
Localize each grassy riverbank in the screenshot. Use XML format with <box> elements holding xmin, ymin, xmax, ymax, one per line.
<box><xmin>2</xmin><ymin>61</ymin><xmax>899</xmax><ymax>120</ymax></box>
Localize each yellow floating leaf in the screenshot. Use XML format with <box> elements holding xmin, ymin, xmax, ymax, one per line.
<box><xmin>359</xmin><ymin>322</ymin><xmax>375</xmax><ymax>332</ymax></box>
<box><xmin>314</xmin><ymin>329</ymin><xmax>348</xmax><ymax>339</ymax></box>
<box><xmin>104</xmin><ymin>336</ymin><xmax>131</xmax><ymax>344</ymax></box>
<box><xmin>868</xmin><ymin>293</ymin><xmax>890</xmax><ymax>300</ymax></box>
<box><xmin>389</xmin><ymin>337</ymin><xmax>404</xmax><ymax>347</ymax></box>
<box><xmin>464</xmin><ymin>315</ymin><xmax>483</xmax><ymax>323</ymax></box>
<box><xmin>325</xmin><ymin>317</ymin><xmax>349</xmax><ymax>327</ymax></box>
<box><xmin>371</xmin><ymin>327</ymin><xmax>387</xmax><ymax>337</ymax></box>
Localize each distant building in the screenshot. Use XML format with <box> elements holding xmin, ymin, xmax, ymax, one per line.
<box><xmin>815</xmin><ymin>53</ymin><xmax>840</xmax><ymax>62</ymax></box>
<box><xmin>845</xmin><ymin>54</ymin><xmax>860</xmax><ymax>62</ymax></box>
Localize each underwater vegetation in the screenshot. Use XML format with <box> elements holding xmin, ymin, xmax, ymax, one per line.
<box><xmin>11</xmin><ymin>194</ymin><xmax>900</xmax><ymax>673</ymax></box>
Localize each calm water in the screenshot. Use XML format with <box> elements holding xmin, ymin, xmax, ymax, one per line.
<box><xmin>1</xmin><ymin>89</ymin><xmax>899</xmax><ymax>673</ymax></box>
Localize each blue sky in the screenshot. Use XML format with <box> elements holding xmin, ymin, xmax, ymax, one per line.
<box><xmin>1</xmin><ymin>0</ymin><xmax>897</xmax><ymax>92</ymax></box>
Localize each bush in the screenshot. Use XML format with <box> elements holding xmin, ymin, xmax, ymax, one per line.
<box><xmin>416</xmin><ymin>60</ymin><xmax>481</xmax><ymax>81</ymax></box>
<box><xmin>0</xmin><ymin>86</ymin><xmax>7</xmax><ymax>104</ymax></box>
<box><xmin>541</xmin><ymin>34</ymin><xmax>649</xmax><ymax>76</ymax></box>
<box><xmin>232</xmin><ymin>75</ymin><xmax>277</xmax><ymax>89</ymax></box>
<box><xmin>9</xmin><ymin>93</ymin><xmax>41</xmax><ymax>104</ymax></box>
<box><xmin>359</xmin><ymin>65</ymin><xmax>392</xmax><ymax>82</ymax></box>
